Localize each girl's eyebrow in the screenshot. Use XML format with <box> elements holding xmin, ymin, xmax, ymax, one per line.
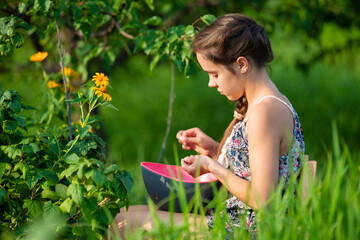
<box><xmin>204</xmin><ymin>70</ymin><xmax>218</xmax><ymax>74</ymax></box>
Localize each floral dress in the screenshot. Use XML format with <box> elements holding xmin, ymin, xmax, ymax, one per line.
<box><xmin>207</xmin><ymin>95</ymin><xmax>305</xmax><ymax>238</ymax></box>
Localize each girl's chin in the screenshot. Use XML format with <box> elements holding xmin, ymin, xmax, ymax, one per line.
<box><xmin>226</xmin><ymin>96</ymin><xmax>236</xmax><ymax>101</ymax></box>
<box><xmin>226</xmin><ymin>95</ymin><xmax>243</xmax><ymax>101</ymax></box>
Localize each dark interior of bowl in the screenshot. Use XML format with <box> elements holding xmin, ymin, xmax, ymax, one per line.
<box><xmin>141</xmin><ymin>162</ymin><xmax>219</xmax><ymax>212</ymax></box>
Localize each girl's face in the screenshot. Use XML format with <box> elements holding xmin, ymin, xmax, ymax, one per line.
<box><xmin>196</xmin><ymin>52</ymin><xmax>244</xmax><ymax>101</ymax></box>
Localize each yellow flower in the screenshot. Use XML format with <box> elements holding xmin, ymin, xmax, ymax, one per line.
<box><xmin>30</xmin><ymin>51</ymin><xmax>48</xmax><ymax>62</ymax></box>
<box><xmin>92</xmin><ymin>72</ymin><xmax>109</xmax><ymax>87</ymax></box>
<box><xmin>93</xmin><ymin>86</ymin><xmax>112</xmax><ymax>101</ymax></box>
<box><xmin>47</xmin><ymin>80</ymin><xmax>61</xmax><ymax>89</ymax></box>
<box><xmin>63</xmin><ymin>67</ymin><xmax>80</xmax><ymax>82</ymax></box>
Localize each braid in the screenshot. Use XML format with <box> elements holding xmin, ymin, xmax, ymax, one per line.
<box><xmin>216</xmin><ymin>96</ymin><xmax>248</xmax><ymax>159</ymax></box>
<box><xmin>234</xmin><ymin>95</ymin><xmax>248</xmax><ymax>121</ymax></box>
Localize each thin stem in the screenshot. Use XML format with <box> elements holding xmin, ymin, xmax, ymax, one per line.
<box><xmin>56</xmin><ymin>20</ymin><xmax>73</xmax><ymax>141</ymax></box>
<box><xmin>41</xmin><ymin>65</ymin><xmax>48</xmax><ymax>81</ymax></box>
<box><xmin>157</xmin><ymin>64</ymin><xmax>175</xmax><ymax>163</ymax></box>
<box><xmin>63</xmin><ymin>135</ymin><xmax>80</xmax><ymax>158</ymax></box>
<box><xmin>79</xmin><ymin>102</ymin><xmax>85</xmax><ymax>122</ymax></box>
<box><xmin>192</xmin><ymin>17</ymin><xmax>202</xmax><ymax>26</ymax></box>
<box><xmin>46</xmin><ymin>90</ymin><xmax>54</xmax><ymax>126</ymax></box>
<box><xmin>84</xmin><ymin>93</ymin><xmax>96</xmax><ymax>125</ymax></box>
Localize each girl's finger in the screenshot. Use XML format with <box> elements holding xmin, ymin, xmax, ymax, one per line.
<box><xmin>176</xmin><ymin>131</ymin><xmax>184</xmax><ymax>140</ymax></box>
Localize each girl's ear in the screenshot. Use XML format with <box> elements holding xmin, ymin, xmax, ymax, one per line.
<box><xmin>236</xmin><ymin>57</ymin><xmax>249</xmax><ymax>73</ymax></box>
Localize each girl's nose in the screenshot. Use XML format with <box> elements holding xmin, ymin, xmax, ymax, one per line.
<box><xmin>208</xmin><ymin>78</ymin><xmax>217</xmax><ymax>88</ymax></box>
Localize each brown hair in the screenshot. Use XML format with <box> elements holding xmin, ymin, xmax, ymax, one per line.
<box><xmin>193</xmin><ymin>14</ymin><xmax>274</xmax><ymax>158</ymax></box>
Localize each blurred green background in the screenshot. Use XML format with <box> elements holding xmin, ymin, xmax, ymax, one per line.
<box><xmin>1</xmin><ymin>0</ymin><xmax>360</xmax><ymax>205</ymax></box>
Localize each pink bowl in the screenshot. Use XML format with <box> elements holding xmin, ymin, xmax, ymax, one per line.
<box><xmin>141</xmin><ymin>162</ymin><xmax>219</xmax><ymax>212</ymax></box>
<box><xmin>141</xmin><ymin>162</ymin><xmax>218</xmax><ymax>183</ymax></box>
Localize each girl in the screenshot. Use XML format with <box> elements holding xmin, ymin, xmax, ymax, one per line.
<box><xmin>109</xmin><ymin>13</ymin><xmax>305</xmax><ymax>239</ymax></box>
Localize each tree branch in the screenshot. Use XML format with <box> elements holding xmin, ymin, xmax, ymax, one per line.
<box><xmin>115</xmin><ymin>21</ymin><xmax>134</xmax><ymax>40</ymax></box>
<box><xmin>157</xmin><ymin>64</ymin><xmax>175</xmax><ymax>163</ymax></box>
<box><xmin>56</xmin><ymin>20</ymin><xmax>73</xmax><ymax>141</ymax></box>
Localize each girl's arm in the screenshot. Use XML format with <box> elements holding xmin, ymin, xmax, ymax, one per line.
<box><xmin>182</xmin><ymin>102</ymin><xmax>291</xmax><ymax>210</ymax></box>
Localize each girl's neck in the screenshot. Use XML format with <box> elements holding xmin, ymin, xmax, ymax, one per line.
<box><xmin>244</xmin><ymin>67</ymin><xmax>279</xmax><ymax>110</ymax></box>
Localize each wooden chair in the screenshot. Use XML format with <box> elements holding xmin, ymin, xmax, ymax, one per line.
<box><xmin>301</xmin><ymin>155</ymin><xmax>317</xmax><ymax>201</ymax></box>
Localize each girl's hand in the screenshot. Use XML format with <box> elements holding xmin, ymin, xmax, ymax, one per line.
<box><xmin>176</xmin><ymin>128</ymin><xmax>219</xmax><ymax>158</ymax></box>
<box><xmin>180</xmin><ymin>155</ymin><xmax>212</xmax><ymax>178</ymax></box>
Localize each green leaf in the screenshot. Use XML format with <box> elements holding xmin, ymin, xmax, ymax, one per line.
<box><xmin>77</xmin><ymin>139</ymin><xmax>97</xmax><ymax>156</ymax></box>
<box><xmin>23</xmin><ymin>199</ymin><xmax>42</xmax><ymax>218</ymax></box>
<box><xmin>43</xmin><ymin>201</ymin><xmax>61</xmax><ymax>219</ymax></box>
<box><xmin>57</xmin><ymin>0</ymin><xmax>68</xmax><ymax>12</ymax></box>
<box><xmin>93</xmin><ymin>159</ymin><xmax>104</xmax><ymax>172</ymax></box>
<box><xmin>41</xmin><ymin>169</ymin><xmax>59</xmax><ymax>185</ymax></box>
<box><xmin>150</xmin><ymin>54</ymin><xmax>161</xmax><ymax>71</ymax></box>
<box><xmin>80</xmin><ymin>196</ymin><xmax>97</xmax><ymax>220</ymax></box>
<box><xmin>144</xmin><ymin>16</ymin><xmax>164</xmax><ymax>26</ymax></box>
<box><xmin>87</xmin><ymin>1</ymin><xmax>100</xmax><ymax>15</ymax></box>
<box><xmin>111</xmin><ymin>178</ymin><xmax>126</xmax><ymax>199</ymax></box>
<box><xmin>11</xmin><ymin>32</ymin><xmax>26</xmax><ymax>48</ymax></box>
<box><xmin>59</xmin><ymin>198</ymin><xmax>73</xmax><ymax>214</ymax></box>
<box><xmin>55</xmin><ymin>183</ymin><xmax>68</xmax><ymax>199</ymax></box>
<box><xmin>44</xmin><ymin>0</ymin><xmax>53</xmax><ymax>12</ymax></box>
<box><xmin>72</xmin><ymin>226</ymin><xmax>85</xmax><ymax>236</ymax></box>
<box><xmin>41</xmin><ymin>189</ymin><xmax>59</xmax><ymax>200</ymax></box>
<box><xmin>64</xmin><ymin>153</ymin><xmax>80</xmax><ymax>164</ymax></box>
<box><xmin>77</xmin><ymin>161</ymin><xmax>87</xmax><ymax>179</ymax></box>
<box><xmin>79</xmin><ymin>21</ymin><xmax>93</xmax><ymax>39</ymax></box>
<box><xmin>2</xmin><ymin>120</ymin><xmax>19</xmax><ymax>134</ymax></box>
<box><xmin>77</xmin><ymin>124</ymin><xmax>92</xmax><ymax>139</ymax></box>
<box><xmin>72</xmin><ymin>6</ymin><xmax>82</xmax><ymax>20</ymax></box>
<box><xmin>60</xmin><ymin>164</ymin><xmax>79</xmax><ymax>179</ymax></box>
<box><xmin>18</xmin><ymin>0</ymin><xmax>29</xmax><ymax>14</ymax></box>
<box><xmin>91</xmin><ymin>169</ymin><xmax>105</xmax><ymax>186</ymax></box>
<box><xmin>14</xmin><ymin>161</ymin><xmax>29</xmax><ymax>179</ymax></box>
<box><xmin>0</xmin><ymin>187</ymin><xmax>7</xmax><ymax>204</ymax></box>
<box><xmin>185</xmin><ymin>61</ymin><xmax>197</xmax><ymax>76</ymax></box>
<box><xmin>201</xmin><ymin>14</ymin><xmax>217</xmax><ymax>26</ymax></box>
<box><xmin>33</xmin><ymin>0</ymin><xmax>40</xmax><ymax>10</ymax></box>
<box><xmin>85</xmin><ymin>87</ymin><xmax>94</xmax><ymax>100</ymax></box>
<box><xmin>0</xmin><ymin>162</ymin><xmax>11</xmax><ymax>180</ymax></box>
<box><xmin>175</xmin><ymin>25</ymin><xmax>185</xmax><ymax>38</ymax></box>
<box><xmin>9</xmin><ymin>96</ymin><xmax>22</xmax><ymax>112</ymax></box>
<box><xmin>144</xmin><ymin>0</ymin><xmax>154</xmax><ymax>10</ymax></box>
<box><xmin>30</xmin><ymin>143</ymin><xmax>40</xmax><ymax>153</ymax></box>
<box><xmin>39</xmin><ymin>109</ymin><xmax>49</xmax><ymax>123</ymax></box>
<box><xmin>22</xmin><ymin>143</ymin><xmax>40</xmax><ymax>155</ymax></box>
<box><xmin>185</xmin><ymin>25</ymin><xmax>194</xmax><ymax>36</ymax></box>
<box><xmin>119</xmin><ymin>171</ymin><xmax>133</xmax><ymax>193</ymax></box>
<box><xmin>104</xmin><ymin>164</ymin><xmax>120</xmax><ymax>174</ymax></box>
<box><xmin>99</xmin><ymin>102</ymin><xmax>119</xmax><ymax>111</ymax></box>
<box><xmin>167</xmin><ymin>26</ymin><xmax>179</xmax><ymax>43</ymax></box>
<box><xmin>65</xmin><ymin>97</ymin><xmax>85</xmax><ymax>103</ymax></box>
<box><xmin>2</xmin><ymin>90</ymin><xmax>12</xmax><ymax>101</ymax></box>
<box><xmin>67</xmin><ymin>183</ymin><xmax>85</xmax><ymax>204</ymax></box>
<box><xmin>26</xmin><ymin>171</ymin><xmax>43</xmax><ymax>189</ymax></box>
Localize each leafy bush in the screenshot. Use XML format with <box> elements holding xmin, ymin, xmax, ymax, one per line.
<box><xmin>0</xmin><ymin>70</ymin><xmax>133</xmax><ymax>239</ymax></box>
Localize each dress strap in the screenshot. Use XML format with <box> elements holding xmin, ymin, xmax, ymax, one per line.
<box><xmin>243</xmin><ymin>95</ymin><xmax>294</xmax><ymax>122</ymax></box>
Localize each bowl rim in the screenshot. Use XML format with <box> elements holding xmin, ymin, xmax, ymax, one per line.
<box><xmin>141</xmin><ymin>162</ymin><xmax>218</xmax><ymax>183</ymax></box>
